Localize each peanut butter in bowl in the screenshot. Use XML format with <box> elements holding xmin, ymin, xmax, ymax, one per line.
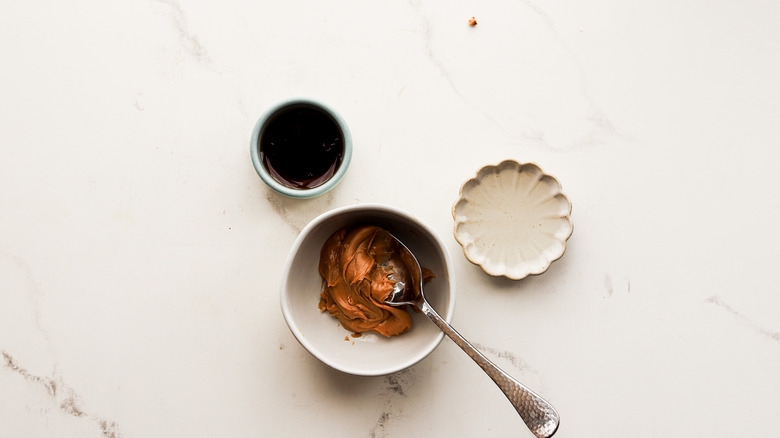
<box><xmin>318</xmin><ymin>225</ymin><xmax>434</xmax><ymax>337</ymax></box>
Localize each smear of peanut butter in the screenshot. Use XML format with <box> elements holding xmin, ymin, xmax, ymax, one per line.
<box><xmin>317</xmin><ymin>225</ymin><xmax>434</xmax><ymax>337</ymax></box>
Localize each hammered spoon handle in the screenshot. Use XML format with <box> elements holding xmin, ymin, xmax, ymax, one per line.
<box><xmin>419</xmin><ymin>300</ymin><xmax>560</xmax><ymax>438</ymax></box>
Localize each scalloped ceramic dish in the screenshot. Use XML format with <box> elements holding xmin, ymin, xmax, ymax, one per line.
<box><xmin>452</xmin><ymin>160</ymin><xmax>573</xmax><ymax>280</ymax></box>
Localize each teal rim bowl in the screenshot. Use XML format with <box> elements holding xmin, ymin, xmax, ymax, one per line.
<box><xmin>250</xmin><ymin>98</ymin><xmax>352</xmax><ymax>199</ymax></box>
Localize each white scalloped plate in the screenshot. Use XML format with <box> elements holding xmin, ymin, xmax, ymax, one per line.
<box><xmin>452</xmin><ymin>160</ymin><xmax>573</xmax><ymax>280</ymax></box>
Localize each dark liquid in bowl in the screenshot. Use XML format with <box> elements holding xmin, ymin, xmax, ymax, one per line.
<box><xmin>259</xmin><ymin>105</ymin><xmax>344</xmax><ymax>189</ymax></box>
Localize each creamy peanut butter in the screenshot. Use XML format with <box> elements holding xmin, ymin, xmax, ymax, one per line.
<box><xmin>317</xmin><ymin>225</ymin><xmax>434</xmax><ymax>337</ymax></box>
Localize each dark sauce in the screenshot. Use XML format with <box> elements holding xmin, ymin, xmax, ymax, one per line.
<box><xmin>259</xmin><ymin>105</ymin><xmax>344</xmax><ymax>189</ymax></box>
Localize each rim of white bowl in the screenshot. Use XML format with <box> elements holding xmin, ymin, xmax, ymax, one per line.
<box><xmin>279</xmin><ymin>203</ymin><xmax>456</xmax><ymax>376</ymax></box>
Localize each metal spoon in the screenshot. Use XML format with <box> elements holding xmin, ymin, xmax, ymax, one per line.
<box><xmin>379</xmin><ymin>230</ymin><xmax>560</xmax><ymax>438</ymax></box>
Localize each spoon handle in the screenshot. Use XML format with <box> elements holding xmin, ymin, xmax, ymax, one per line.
<box><xmin>420</xmin><ymin>300</ymin><xmax>560</xmax><ymax>438</ymax></box>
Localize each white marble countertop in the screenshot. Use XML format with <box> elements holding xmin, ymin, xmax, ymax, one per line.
<box><xmin>2</xmin><ymin>1</ymin><xmax>779</xmax><ymax>437</ymax></box>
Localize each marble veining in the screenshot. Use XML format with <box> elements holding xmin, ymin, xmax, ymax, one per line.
<box><xmin>369</xmin><ymin>412</ymin><xmax>391</xmax><ymax>438</ymax></box>
<box><xmin>518</xmin><ymin>0</ymin><xmax>618</xmax><ymax>147</ymax></box>
<box><xmin>604</xmin><ymin>274</ymin><xmax>614</xmax><ymax>296</ymax></box>
<box><xmin>369</xmin><ymin>368</ymin><xmax>416</xmax><ymax>438</ymax></box>
<box><xmin>265</xmin><ymin>192</ymin><xmax>304</xmax><ymax>234</ymax></box>
<box><xmin>1</xmin><ymin>352</ymin><xmax>122</xmax><ymax>438</ymax></box>
<box><xmin>3</xmin><ymin>253</ymin><xmax>52</xmax><ymax>345</ymax></box>
<box><xmin>264</xmin><ymin>190</ymin><xmax>336</xmax><ymax>234</ymax></box>
<box><xmin>132</xmin><ymin>92</ymin><xmax>144</xmax><ymax>112</ymax></box>
<box><xmin>408</xmin><ymin>0</ymin><xmax>617</xmax><ymax>152</ymax></box>
<box><xmin>156</xmin><ymin>0</ymin><xmax>217</xmax><ymax>71</ymax></box>
<box><xmin>473</xmin><ymin>343</ymin><xmax>534</xmax><ymax>374</ymax></box>
<box><xmin>406</xmin><ymin>0</ymin><xmax>511</xmax><ymax>136</ymax></box>
<box><xmin>707</xmin><ymin>296</ymin><xmax>780</xmax><ymax>342</ymax></box>
<box><xmin>383</xmin><ymin>372</ymin><xmax>409</xmax><ymax>397</ymax></box>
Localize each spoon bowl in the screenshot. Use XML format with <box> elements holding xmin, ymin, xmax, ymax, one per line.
<box><xmin>380</xmin><ymin>230</ymin><xmax>561</xmax><ymax>438</ymax></box>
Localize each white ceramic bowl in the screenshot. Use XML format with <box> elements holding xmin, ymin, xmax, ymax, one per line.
<box><xmin>281</xmin><ymin>204</ymin><xmax>456</xmax><ymax>376</ymax></box>
<box><xmin>453</xmin><ymin>160</ymin><xmax>573</xmax><ymax>280</ymax></box>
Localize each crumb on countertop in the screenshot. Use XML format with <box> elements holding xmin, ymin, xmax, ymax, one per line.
<box><xmin>468</xmin><ymin>17</ymin><xmax>477</xmax><ymax>27</ymax></box>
